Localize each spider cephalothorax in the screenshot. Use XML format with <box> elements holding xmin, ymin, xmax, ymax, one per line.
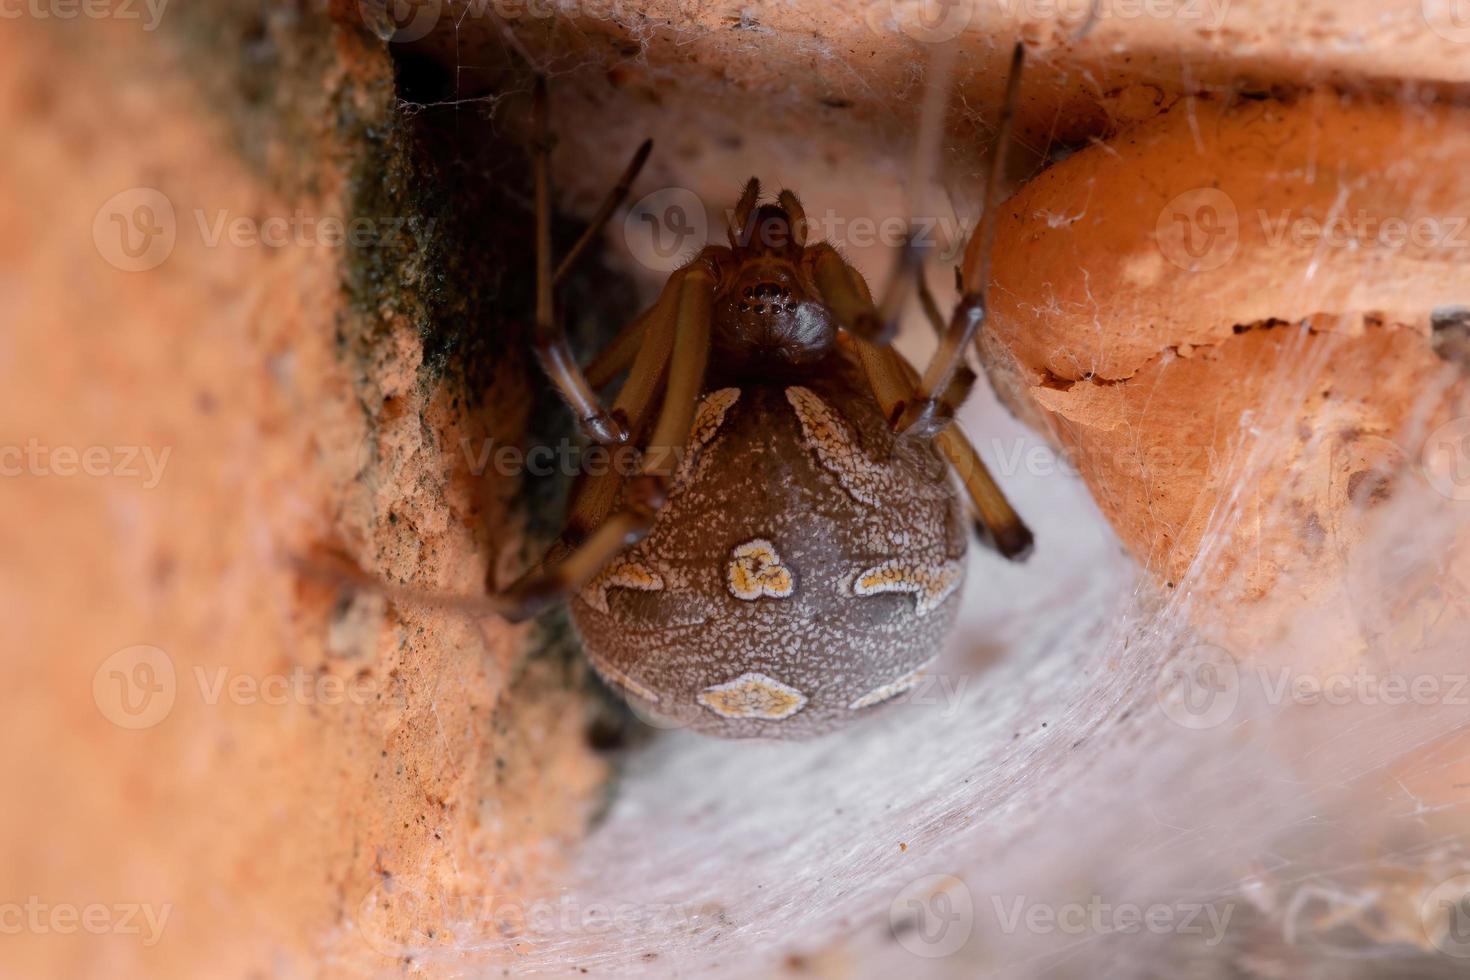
<box><xmin>710</xmin><ymin>197</ymin><xmax>836</xmax><ymax>370</ymax></box>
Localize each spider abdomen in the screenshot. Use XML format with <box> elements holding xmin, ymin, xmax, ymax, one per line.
<box><xmin>570</xmin><ymin>368</ymin><xmax>968</xmax><ymax>738</ymax></box>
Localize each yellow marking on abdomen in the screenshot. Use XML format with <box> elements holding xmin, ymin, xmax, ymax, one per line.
<box><xmin>848</xmin><ymin>559</ymin><xmax>963</xmax><ymax>616</ymax></box>
<box><xmin>785</xmin><ymin>386</ymin><xmax>888</xmax><ymax>506</ymax></box>
<box><xmin>673</xmin><ymin>387</ymin><xmax>740</xmax><ymax>489</ymax></box>
<box><xmin>698</xmin><ymin>672</ymin><xmax>807</xmax><ymax>720</ymax></box>
<box><xmin>580</xmin><ymin>558</ymin><xmax>665</xmax><ymax>615</ymax></box>
<box><xmin>726</xmin><ymin>538</ymin><xmax>795</xmax><ymax>601</ymax></box>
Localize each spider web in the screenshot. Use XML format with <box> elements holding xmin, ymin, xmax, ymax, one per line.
<box><xmin>343</xmin><ymin>4</ymin><xmax>1470</xmax><ymax>975</ymax></box>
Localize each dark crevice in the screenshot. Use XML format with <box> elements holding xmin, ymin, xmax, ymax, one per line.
<box><xmin>1231</xmin><ymin>316</ymin><xmax>1296</xmax><ymax>335</ymax></box>
<box><xmin>1432</xmin><ymin>305</ymin><xmax>1470</xmax><ymax>370</ymax></box>
<box><xmin>339</xmin><ymin>33</ymin><xmax>645</xmax><ymax>697</ymax></box>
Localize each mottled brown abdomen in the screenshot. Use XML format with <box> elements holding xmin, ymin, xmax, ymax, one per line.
<box><xmin>570</xmin><ymin>363</ymin><xmax>968</xmax><ymax>738</ymax></box>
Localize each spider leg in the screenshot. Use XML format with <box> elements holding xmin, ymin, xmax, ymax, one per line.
<box><xmin>861</xmin><ymin>34</ymin><xmax>958</xmax><ymax>345</ymax></box>
<box><xmin>301</xmin><ymin>259</ymin><xmax>717</xmax><ymax>622</ymax></box>
<box><xmin>530</xmin><ymin>76</ymin><xmax>630</xmax><ymax>446</ymax></box>
<box><xmin>493</xmin><ymin>259</ymin><xmax>716</xmax><ymax>611</ymax></box>
<box><xmin>915</xmin><ymin>263</ymin><xmax>947</xmax><ymax>339</ymax></box>
<box><xmin>605</xmin><ymin>267</ymin><xmax>686</xmax><ymax>432</ymax></box>
<box><xmin>812</xmin><ymin>245</ymin><xmax>932</xmax><ymax>419</ymax></box>
<box><xmin>811</xmin><ymin>33</ymin><xmax>958</xmax><ymax>357</ymax></box>
<box><xmin>845</xmin><ymin>334</ymin><xmax>1033</xmax><ymax>561</ymax></box>
<box><xmin>810</xmin><ymin>243</ymin><xmax>912</xmax><ymax>344</ymax></box>
<box><xmin>506</xmin><ymin>259</ymin><xmax>696</xmax><ymax>571</ymax></box>
<box><xmin>552</xmin><ymin>258</ymin><xmax>715</xmax><ymax>550</ymax></box>
<box><xmin>935</xmin><ymin>426</ymin><xmax>1034</xmax><ymax>561</ymax></box>
<box><xmin>644</xmin><ymin>266</ymin><xmax>716</xmax><ymax>473</ymax></box>
<box><xmin>295</xmin><ymin>506</ymin><xmax>652</xmax><ymax>624</ymax></box>
<box><xmin>521</xmin><ymin>275</ymin><xmax>685</xmax><ymax>575</ymax></box>
<box><xmin>575</xmin><ymin>162</ymin><xmax>690</xmax><ymax>393</ymax></box>
<box><xmin>583</xmin><ymin>300</ymin><xmax>654</xmax><ymax>390</ymax></box>
<box><xmin>871</xmin><ymin>235</ymin><xmax>924</xmax><ymax>343</ymax></box>
<box><xmin>916</xmin><ymin>264</ymin><xmax>978</xmax><ymax>408</ymax></box>
<box><xmin>894</xmin><ymin>41</ymin><xmax>1025</xmax><ymax>437</ymax></box>
<box><xmin>553</xmin><ymin>137</ymin><xmax>653</xmax><ymax>286</ymax></box>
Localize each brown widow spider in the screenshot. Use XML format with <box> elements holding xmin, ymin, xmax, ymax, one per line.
<box><xmin>324</xmin><ymin>43</ymin><xmax>1034</xmax><ymax>738</ymax></box>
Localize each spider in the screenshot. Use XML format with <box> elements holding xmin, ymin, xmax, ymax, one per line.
<box><xmin>327</xmin><ymin>45</ymin><xmax>1034</xmax><ymax>738</ymax></box>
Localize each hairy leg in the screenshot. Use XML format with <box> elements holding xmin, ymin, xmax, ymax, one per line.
<box><xmin>894</xmin><ymin>42</ymin><xmax>1026</xmax><ymax>437</ymax></box>
<box><xmin>530</xmin><ymin>76</ymin><xmax>631</xmax><ymax>446</ymax></box>
<box><xmin>846</xmin><ymin>334</ymin><xmax>1033</xmax><ymax>560</ymax></box>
